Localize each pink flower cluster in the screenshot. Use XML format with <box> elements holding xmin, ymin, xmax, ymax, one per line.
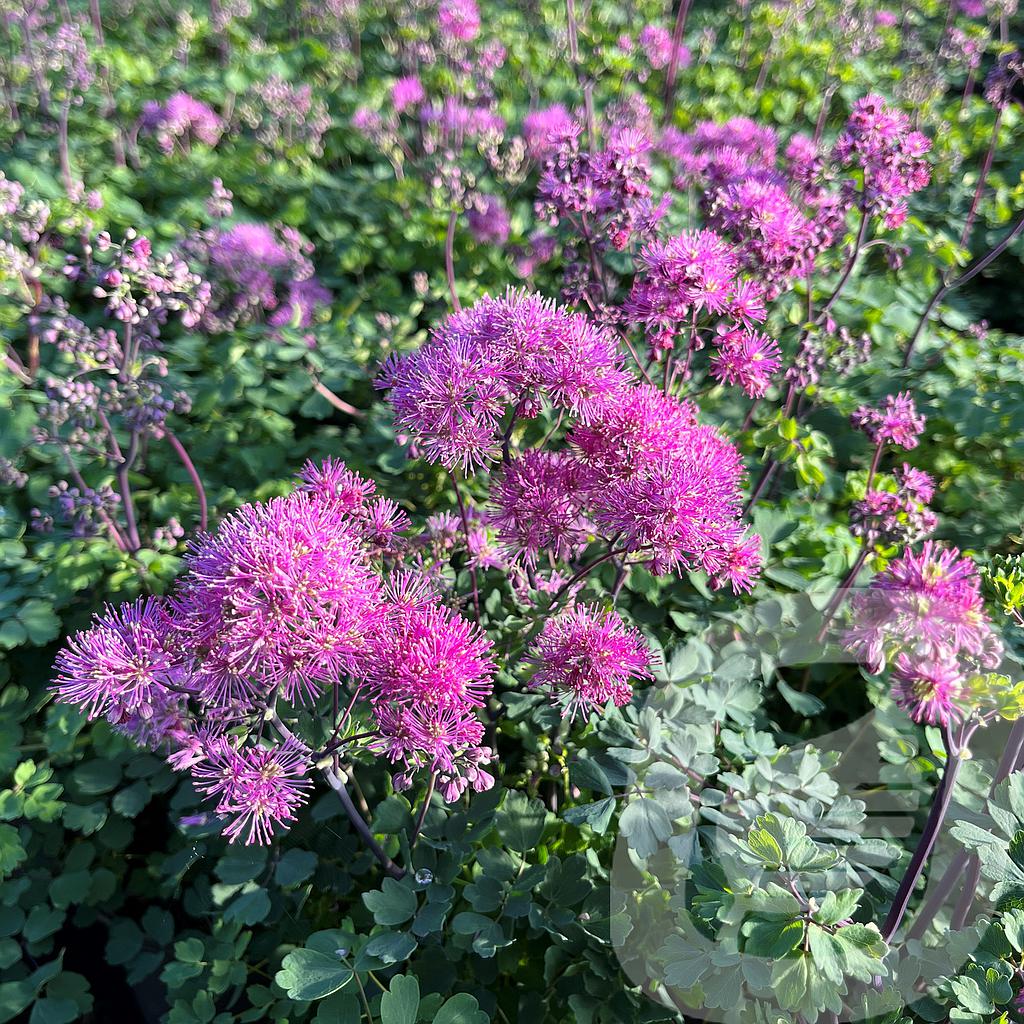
<box><xmin>850</xmin><ymin>465</ymin><xmax>938</xmax><ymax>547</ymax></box>
<box><xmin>626</xmin><ymin>229</ymin><xmax>782</xmax><ymax>396</ymax></box>
<box><xmin>665</xmin><ymin>119</ymin><xmax>847</xmax><ymax>297</ymax></box>
<box><xmin>378</xmin><ymin>289</ymin><xmax>629</xmax><ymax>470</ymax></box>
<box><xmin>381</xmin><ymin>291</ymin><xmax>761</xmax><ymax>591</ymax></box>
<box><xmin>529</xmin><ymin>606</ymin><xmax>653</xmax><ymax>718</ymax></box>
<box><xmin>186</xmin><ymin>219</ymin><xmax>331</xmax><ymax>336</ymax></box>
<box><xmin>832</xmin><ymin>94</ymin><xmax>932</xmax><ymax>229</ymax></box>
<box><xmin>52</xmin><ymin>460</ymin><xmax>496</xmax><ymax>844</ymax></box>
<box><xmin>140</xmin><ymin>92</ymin><xmax>223</xmax><ymax>154</ymax></box>
<box><xmin>851</xmin><ymin>391</ymin><xmax>926</xmax><ymax>450</ymax></box>
<box><xmin>845</xmin><ymin>542</ymin><xmax>1003</xmax><ymax>725</ymax></box>
<box><xmin>537</xmin><ymin>120</ymin><xmax>669</xmax><ymax>261</ymax></box>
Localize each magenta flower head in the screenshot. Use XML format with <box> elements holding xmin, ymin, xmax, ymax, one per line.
<box><xmin>390</xmin><ymin>76</ymin><xmax>425</xmax><ymax>114</ymax></box>
<box><xmin>529</xmin><ymin>606</ymin><xmax>653</xmax><ymax>718</ymax></box>
<box><xmin>489</xmin><ymin>449</ymin><xmax>595</xmax><ymax>565</ymax></box>
<box><xmin>523</xmin><ymin>104</ymin><xmax>573</xmax><ymax>160</ymax></box>
<box><xmin>845</xmin><ymin>541</ymin><xmax>1002</xmax><ymax>681</ymax></box>
<box><xmin>438</xmin><ymin>0</ymin><xmax>480</xmax><ymax>39</ymax></box>
<box><xmin>190</xmin><ymin>736</ymin><xmax>313</xmax><ymax>845</ymax></box>
<box><xmin>851</xmin><ymin>391</ymin><xmax>926</xmax><ymax>450</ymax></box>
<box><xmin>359</xmin><ymin>578</ymin><xmax>494</xmax><ymax>712</ymax></box>
<box><xmin>53</xmin><ymin>598</ymin><xmax>182</xmax><ymax>722</ymax></box>
<box><xmin>172</xmin><ymin>489</ymin><xmax>383</xmax><ymax>706</ymax></box>
<box><xmin>378</xmin><ymin>290</ymin><xmax>628</xmax><ymax>471</ymax></box>
<box><xmin>833</xmin><ymin>95</ymin><xmax>931</xmax><ymax>226</ymax></box>
<box><xmin>709</xmin><ymin>327</ymin><xmax>783</xmax><ymax>398</ymax></box>
<box><xmin>890</xmin><ymin>653</ymin><xmax>964</xmax><ymax>726</ymax></box>
<box><xmin>638</xmin><ymin>25</ymin><xmax>673</xmax><ymax>69</ymax></box>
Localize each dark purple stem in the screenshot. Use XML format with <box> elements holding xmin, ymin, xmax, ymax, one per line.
<box><xmin>661</xmin><ymin>0</ymin><xmax>693</xmax><ymax>125</ymax></box>
<box><xmin>445</xmin><ymin>208</ymin><xmax>461</xmax><ymax>312</ymax></box>
<box><xmin>165</xmin><ymin>430</ymin><xmax>209</xmax><ymax>532</ymax></box>
<box><xmin>881</xmin><ymin>722</ymin><xmax>965</xmax><ymax>944</ymax></box>
<box><xmin>903</xmin><ymin>209</ymin><xmax>1024</xmax><ymax>367</ymax></box>
<box><xmin>960</xmin><ymin>105</ymin><xmax>1003</xmax><ymax>251</ymax></box>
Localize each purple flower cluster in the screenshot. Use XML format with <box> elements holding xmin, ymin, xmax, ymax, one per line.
<box><xmin>851</xmin><ymin>391</ymin><xmax>926</xmax><ymax>450</ymax></box>
<box><xmin>537</xmin><ymin>121</ymin><xmax>669</xmax><ymax>264</ymax></box>
<box><xmin>185</xmin><ymin>218</ymin><xmax>330</xmax><ymax>337</ymax></box>
<box><xmin>378</xmin><ymin>290</ymin><xmax>629</xmax><ymax>470</ymax></box>
<box><xmin>849</xmin><ymin>465</ymin><xmax>938</xmax><ymax>547</ymax></box>
<box><xmin>466</xmin><ymin>193</ymin><xmax>511</xmax><ymax>245</ymax></box>
<box><xmin>140</xmin><ymin>92</ymin><xmax>223</xmax><ymax>154</ymax></box>
<box><xmin>237</xmin><ymin>76</ymin><xmax>331</xmax><ymax>160</ymax></box>
<box><xmin>832</xmin><ymin>94</ymin><xmax>932</xmax><ymax>229</ymax></box>
<box><xmin>846</xmin><ymin>542</ymin><xmax>1002</xmax><ymax>724</ymax></box>
<box><xmin>529</xmin><ymin>606</ymin><xmax>653</xmax><ymax>718</ymax></box>
<box><xmin>380</xmin><ymin>290</ymin><xmax>760</xmax><ymax>590</ymax></box>
<box><xmin>625</xmin><ymin>229</ymin><xmax>782</xmax><ymax>396</ymax></box>
<box><xmin>52</xmin><ymin>460</ymin><xmax>498</xmax><ymax>844</ymax></box>
<box><xmin>665</xmin><ymin>119</ymin><xmax>847</xmax><ymax>297</ymax></box>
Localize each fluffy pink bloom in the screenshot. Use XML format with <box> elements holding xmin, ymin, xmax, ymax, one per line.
<box><xmin>359</xmin><ymin>581</ymin><xmax>494</xmax><ymax>712</ymax></box>
<box><xmin>638</xmin><ymin>25</ymin><xmax>673</xmax><ymax>69</ymax></box>
<box><xmin>894</xmin><ymin>464</ymin><xmax>935</xmax><ymax>503</ymax></box>
<box><xmin>571</xmin><ymin>386</ymin><xmax>756</xmax><ymax>587</ymax></box>
<box><xmin>709</xmin><ymin>328</ymin><xmax>782</xmax><ymax>397</ymax></box>
<box><xmin>378</xmin><ymin>291</ymin><xmax>629</xmax><ymax>470</ymax></box>
<box><xmin>140</xmin><ymin>92</ymin><xmax>222</xmax><ymax>153</ymax></box>
<box><xmin>845</xmin><ymin>542</ymin><xmax>1002</xmax><ymax>676</ymax></box>
<box><xmin>172</xmin><ymin>490</ymin><xmax>383</xmax><ymax>705</ymax></box>
<box><xmin>833</xmin><ymin>95</ymin><xmax>931</xmax><ymax>227</ymax></box>
<box><xmin>190</xmin><ymin>737</ymin><xmax>313</xmax><ymax>845</ymax></box>
<box><xmin>851</xmin><ymin>391</ymin><xmax>926</xmax><ymax>449</ymax></box>
<box><xmin>523</xmin><ymin>104</ymin><xmax>573</xmax><ymax>159</ymax></box>
<box><xmin>391</xmin><ymin>76</ymin><xmax>425</xmax><ymax>114</ymax></box>
<box><xmin>52</xmin><ymin>598</ymin><xmax>181</xmax><ymax>721</ymax></box>
<box><xmin>627</xmin><ymin>230</ymin><xmax>749</xmax><ymax>351</ymax></box>
<box><xmin>890</xmin><ymin>653</ymin><xmax>964</xmax><ymax>725</ymax></box>
<box><xmin>489</xmin><ymin>450</ymin><xmax>594</xmax><ymax>564</ymax></box>
<box><xmin>438</xmin><ymin>0</ymin><xmax>480</xmax><ymax>39</ymax></box>
<box><xmin>570</xmin><ymin>384</ymin><xmax>700</xmax><ymax>478</ymax></box>
<box><xmin>530</xmin><ymin>606</ymin><xmax>652</xmax><ymax>717</ymax></box>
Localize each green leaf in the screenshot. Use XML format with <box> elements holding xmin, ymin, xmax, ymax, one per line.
<box><xmin>433</xmin><ymin>993</ymin><xmax>490</xmax><ymax>1024</ymax></box>
<box><xmin>363</xmin><ymin>931</ymin><xmax>417</xmax><ymax>965</ymax></box>
<box><xmin>0</xmin><ymin>824</ymin><xmax>26</xmax><ymax>878</ymax></box>
<box><xmin>562</xmin><ymin>798</ymin><xmax>615</xmax><ymax>834</ymax></box>
<box><xmin>496</xmin><ymin>791</ymin><xmax>546</xmax><ymax>853</ymax></box>
<box><xmin>362</xmin><ymin>878</ymin><xmax>417</xmax><ymax>927</ymax></box>
<box><xmin>746</xmin><ymin>827</ymin><xmax>784</xmax><ymax>867</ymax></box>
<box><xmin>618</xmin><ymin>798</ymin><xmax>671</xmax><ymax>858</ymax></box>
<box><xmin>275</xmin><ymin>849</ymin><xmax>318</xmax><ymax>888</ymax></box>
<box><xmin>379</xmin><ymin>973</ymin><xmax>419</xmax><ymax>1024</ymax></box>
<box><xmin>224</xmin><ymin>889</ymin><xmax>270</xmax><ymax>926</ymax></box>
<box><xmin>275</xmin><ymin>949</ymin><xmax>354</xmax><ymax>1001</ymax></box>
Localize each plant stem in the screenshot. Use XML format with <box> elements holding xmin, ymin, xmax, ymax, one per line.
<box><xmin>445</xmin><ymin>208</ymin><xmax>461</xmax><ymax>312</ymax></box>
<box><xmin>410</xmin><ymin>771</ymin><xmax>436</xmax><ymax>853</ymax></box>
<box><xmin>311</xmin><ymin>374</ymin><xmax>365</xmax><ymax>418</ymax></box>
<box><xmin>816</xmin><ymin>207</ymin><xmax>870</xmax><ymax>324</ymax></box>
<box><xmin>447</xmin><ymin>467</ymin><xmax>481</xmax><ymax>621</ymax></box>
<box><xmin>661</xmin><ymin>0</ymin><xmax>692</xmax><ymax>125</ymax></box>
<box><xmin>323</xmin><ymin>767</ymin><xmax>405</xmax><ymax>879</ymax></box>
<box><xmin>959</xmin><ymin>105</ymin><xmax>1003</xmax><ymax>250</ymax></box>
<box><xmin>815</xmin><ymin>545</ymin><xmax>869</xmax><ymax>643</ymax></box>
<box><xmin>881</xmin><ymin>722</ymin><xmax>964</xmax><ymax>944</ymax></box>
<box><xmin>165</xmin><ymin>430</ymin><xmax>209</xmax><ymax>532</ymax></box>
<box><xmin>906</xmin><ymin>717</ymin><xmax>1024</xmax><ymax>939</ymax></box>
<box><xmin>903</xmin><ymin>209</ymin><xmax>1024</xmax><ymax>367</ymax></box>
<box><xmin>117</xmin><ymin>433</ymin><xmax>143</xmax><ymax>552</ymax></box>
<box><xmin>270</xmin><ymin>708</ymin><xmax>404</xmax><ymax>878</ymax></box>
